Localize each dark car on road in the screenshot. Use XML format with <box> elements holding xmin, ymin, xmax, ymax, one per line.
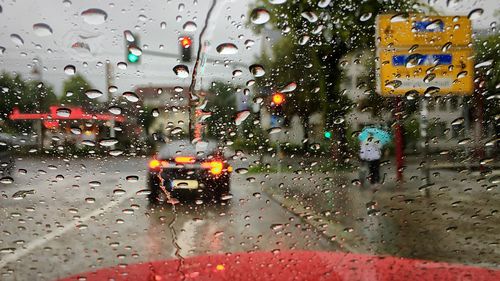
<box><xmin>147</xmin><ymin>140</ymin><xmax>232</xmax><ymax>204</ymax></box>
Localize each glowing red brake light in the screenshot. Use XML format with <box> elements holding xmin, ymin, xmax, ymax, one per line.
<box><xmin>149</xmin><ymin>159</ymin><xmax>161</xmax><ymax>170</ymax></box>
<box><xmin>202</xmin><ymin>161</ymin><xmax>223</xmax><ymax>175</ymax></box>
<box><xmin>175</xmin><ymin>156</ymin><xmax>195</xmax><ymax>164</ymax></box>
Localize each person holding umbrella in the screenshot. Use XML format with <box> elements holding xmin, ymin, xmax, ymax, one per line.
<box><xmin>358</xmin><ymin>127</ymin><xmax>392</xmax><ymax>185</ymax></box>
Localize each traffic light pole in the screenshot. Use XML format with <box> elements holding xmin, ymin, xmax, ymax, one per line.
<box><xmin>420</xmin><ymin>97</ymin><xmax>431</xmax><ymax>195</ymax></box>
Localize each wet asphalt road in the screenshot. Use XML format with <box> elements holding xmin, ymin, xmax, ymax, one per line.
<box><xmin>0</xmin><ymin>157</ymin><xmax>335</xmax><ymax>281</ymax></box>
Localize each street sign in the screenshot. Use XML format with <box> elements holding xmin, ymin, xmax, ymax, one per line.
<box><xmin>376</xmin><ymin>14</ymin><xmax>472</xmax><ymax>48</ymax></box>
<box><xmin>377</xmin><ymin>48</ymin><xmax>474</xmax><ymax>95</ymax></box>
<box><xmin>376</xmin><ymin>14</ymin><xmax>473</xmax><ymax>96</ymax></box>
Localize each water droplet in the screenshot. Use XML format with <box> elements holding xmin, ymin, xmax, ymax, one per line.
<box><xmin>64</xmin><ymin>65</ymin><xmax>76</xmax><ymax>75</ymax></box>
<box><xmin>152</xmin><ymin>108</ymin><xmax>160</xmax><ymax>117</ymax></box>
<box><xmin>33</xmin><ymin>23</ymin><xmax>53</xmax><ymax>37</ymax></box>
<box><xmin>71</xmin><ymin>127</ymin><xmax>82</xmax><ymax>135</ymax></box>
<box><xmin>457</xmin><ymin>71</ymin><xmax>467</xmax><ymax>79</ymax></box>
<box><xmin>160</xmin><ymin>22</ymin><xmax>167</xmax><ymax>29</ymax></box>
<box><xmin>56</xmin><ymin>108</ymin><xmax>71</xmax><ymax>117</ymax></box>
<box><xmin>122</xmin><ymin>209</ymin><xmax>134</xmax><ymax>214</ymax></box>
<box><xmin>220</xmin><ymin>194</ymin><xmax>233</xmax><ymax>200</ymax></box>
<box><xmin>216</xmin><ymin>43</ymin><xmax>238</xmax><ymax>55</ymax></box>
<box><xmin>0</xmin><ymin>248</ymin><xmax>15</xmax><ymax>254</ymax></box>
<box><xmin>85</xmin><ymin>89</ymin><xmax>103</xmax><ymax>99</ymax></box>
<box><xmin>76</xmin><ymin>224</ymin><xmax>88</xmax><ymax>230</ymax></box>
<box><xmin>451</xmin><ymin>117</ymin><xmax>464</xmax><ymax>126</ymax></box>
<box><xmin>109</xmin><ymin>86</ymin><xmax>118</xmax><ymax>93</ymax></box>
<box><xmin>244</xmin><ymin>39</ymin><xmax>255</xmax><ymax>47</ymax></box>
<box><xmin>235</xmin><ymin>110</ymin><xmax>250</xmax><ymax>125</ymax></box>
<box><xmin>423</xmin><ymin>73</ymin><xmax>436</xmax><ymax>83</ymax></box>
<box><xmin>359</xmin><ymin>13</ymin><xmax>372</xmax><ymax>22</ymax></box>
<box><xmin>109</xmin><ymin>150</ymin><xmax>124</xmax><ymax>156</ymax></box>
<box><xmin>280</xmin><ymin>82</ymin><xmax>297</xmax><ymax>93</ymax></box>
<box><xmin>124</xmin><ymin>30</ymin><xmax>135</xmax><ymax>42</ymax></box>
<box><xmin>81</xmin><ymin>8</ymin><xmax>108</xmax><ymax>25</ymax></box>
<box><xmin>249</xmin><ymin>64</ymin><xmax>265</xmax><ymax>77</ymax></box>
<box><xmin>128</xmin><ymin>45</ymin><xmax>142</xmax><ymax>56</ymax></box>
<box><xmin>250</xmin><ymin>8</ymin><xmax>270</xmax><ymax>25</ymax></box>
<box><xmin>268</xmin><ymin>127</ymin><xmax>282</xmax><ymax>134</ymax></box>
<box><xmin>108</xmin><ymin>106</ymin><xmax>122</xmax><ymax>115</ymax></box>
<box><xmin>1</xmin><ymin>176</ymin><xmax>14</xmax><ymax>184</ymax></box>
<box><xmin>271</xmin><ymin>224</ymin><xmax>284</xmax><ymax>231</ymax></box>
<box><xmin>269</xmin><ymin>0</ymin><xmax>286</xmax><ymax>4</ymax></box>
<box><xmin>468</xmin><ymin>8</ymin><xmax>483</xmax><ymax>20</ymax></box>
<box><xmin>232</xmin><ymin>70</ymin><xmax>243</xmax><ymax>77</ymax></box>
<box><xmin>441</xmin><ymin>42</ymin><xmax>452</xmax><ymax>52</ymax></box>
<box><xmin>85</xmin><ymin>197</ymin><xmax>96</xmax><ymax>203</ymax></box>
<box><xmin>117</xmin><ymin>62</ymin><xmax>127</xmax><ymax>70</ymax></box>
<box><xmin>10</xmin><ymin>34</ymin><xmax>24</xmax><ymax>46</ymax></box>
<box><xmin>122</xmin><ymin>91</ymin><xmax>139</xmax><ymax>102</ymax></box>
<box><xmin>113</xmin><ymin>189</ymin><xmax>126</xmax><ymax>196</ymax></box>
<box><xmin>89</xmin><ymin>181</ymin><xmax>101</xmax><ymax>187</ymax></box>
<box><xmin>183</xmin><ymin>21</ymin><xmax>197</xmax><ymax>32</ymax></box>
<box><xmin>385</xmin><ymin>80</ymin><xmax>402</xmax><ymax>89</ymax></box>
<box><xmin>318</xmin><ymin>0</ymin><xmax>331</xmax><ymax>8</ymax></box>
<box><xmin>136</xmin><ymin>189</ymin><xmax>151</xmax><ymax>196</ymax></box>
<box><xmin>426</xmin><ymin>19</ymin><xmax>443</xmax><ymax>30</ymax></box>
<box><xmin>235</xmin><ymin>168</ymin><xmax>248</xmax><ymax>174</ymax></box>
<box><xmin>390</xmin><ymin>13</ymin><xmax>408</xmax><ymax>23</ymax></box>
<box><xmin>126</xmin><ymin>175</ymin><xmax>139</xmax><ymax>182</ymax></box>
<box><xmin>99</xmin><ymin>138</ymin><xmax>118</xmax><ymax>147</ymax></box>
<box><xmin>405</xmin><ymin>54</ymin><xmax>424</xmax><ymax>68</ymax></box>
<box><xmin>301</xmin><ymin>11</ymin><xmax>318</xmax><ymax>23</ymax></box>
<box><xmin>475</xmin><ymin>60</ymin><xmax>493</xmax><ymax>68</ymax></box>
<box><xmin>173</xmin><ymin>65</ymin><xmax>189</xmax><ymax>78</ymax></box>
<box><xmin>299</xmin><ymin>35</ymin><xmax>310</xmax><ymax>45</ymax></box>
<box><xmin>171</xmin><ymin>127</ymin><xmax>183</xmax><ymax>135</ymax></box>
<box><xmin>81</xmin><ymin>140</ymin><xmax>96</xmax><ymax>147</ymax></box>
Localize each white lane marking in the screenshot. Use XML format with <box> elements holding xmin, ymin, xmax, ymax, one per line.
<box><xmin>0</xmin><ymin>193</ymin><xmax>135</xmax><ymax>269</ymax></box>
<box><xmin>170</xmin><ymin>219</ymin><xmax>205</xmax><ymax>257</ymax></box>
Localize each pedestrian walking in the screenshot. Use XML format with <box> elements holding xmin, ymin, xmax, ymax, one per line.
<box><xmin>359</xmin><ymin>135</ymin><xmax>382</xmax><ymax>184</ymax></box>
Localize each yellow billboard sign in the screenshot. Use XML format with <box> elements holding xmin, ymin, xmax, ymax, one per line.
<box><xmin>376</xmin><ymin>14</ymin><xmax>473</xmax><ymax>96</ymax></box>
<box><xmin>376</xmin><ymin>48</ymin><xmax>474</xmax><ymax>96</ymax></box>
<box><xmin>376</xmin><ymin>14</ymin><xmax>472</xmax><ymax>48</ymax></box>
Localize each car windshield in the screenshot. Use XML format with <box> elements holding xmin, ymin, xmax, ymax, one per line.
<box><xmin>0</xmin><ymin>0</ymin><xmax>499</xmax><ymax>280</ymax></box>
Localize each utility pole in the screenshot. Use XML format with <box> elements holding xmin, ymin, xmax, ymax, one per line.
<box><xmin>394</xmin><ymin>97</ymin><xmax>404</xmax><ymax>183</ymax></box>
<box><xmin>420</xmin><ymin>97</ymin><xmax>431</xmax><ymax>195</ymax></box>
<box><xmin>32</xmin><ymin>57</ymin><xmax>44</xmax><ymax>149</ymax></box>
<box><xmin>105</xmin><ymin>62</ymin><xmax>115</xmax><ymax>147</ymax></box>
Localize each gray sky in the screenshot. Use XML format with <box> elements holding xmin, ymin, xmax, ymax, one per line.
<box><xmin>0</xmin><ymin>0</ymin><xmax>262</xmax><ymax>98</ymax></box>
<box><xmin>0</xmin><ymin>0</ymin><xmax>498</xmax><ymax>99</ymax></box>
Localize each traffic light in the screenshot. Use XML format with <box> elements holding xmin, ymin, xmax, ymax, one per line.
<box><xmin>324</xmin><ymin>131</ymin><xmax>332</xmax><ymax>139</ymax></box>
<box><xmin>271</xmin><ymin>92</ymin><xmax>285</xmax><ymax>106</ymax></box>
<box><xmin>270</xmin><ymin>92</ymin><xmax>285</xmax><ymax>120</ymax></box>
<box><xmin>124</xmin><ymin>31</ymin><xmax>141</xmax><ymax>63</ymax></box>
<box><xmin>179</xmin><ymin>36</ymin><xmax>192</xmax><ymax>62</ymax></box>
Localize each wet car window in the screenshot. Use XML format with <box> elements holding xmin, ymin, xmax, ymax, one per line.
<box><xmin>0</xmin><ymin>0</ymin><xmax>499</xmax><ymax>280</ymax></box>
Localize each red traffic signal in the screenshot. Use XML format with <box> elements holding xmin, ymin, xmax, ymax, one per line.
<box><xmin>179</xmin><ymin>36</ymin><xmax>192</xmax><ymax>48</ymax></box>
<box><xmin>272</xmin><ymin>93</ymin><xmax>285</xmax><ymax>106</ymax></box>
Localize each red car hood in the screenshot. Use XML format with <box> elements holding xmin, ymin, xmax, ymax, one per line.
<box><xmin>59</xmin><ymin>250</ymin><xmax>500</xmax><ymax>281</ymax></box>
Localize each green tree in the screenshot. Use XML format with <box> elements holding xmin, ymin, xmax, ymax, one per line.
<box><xmin>0</xmin><ymin>72</ymin><xmax>57</xmax><ymax>133</ymax></box>
<box><xmin>253</xmin><ymin>0</ymin><xmax>419</xmax><ymax>156</ymax></box>
<box><xmin>60</xmin><ymin>74</ymin><xmax>99</xmax><ymax>111</ymax></box>
<box><xmin>206</xmin><ymin>81</ymin><xmax>237</xmax><ymax>139</ymax></box>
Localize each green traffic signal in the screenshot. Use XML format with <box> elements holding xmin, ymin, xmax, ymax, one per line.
<box><xmin>324</xmin><ymin>131</ymin><xmax>332</xmax><ymax>139</ymax></box>
<box><xmin>127</xmin><ymin>53</ymin><xmax>139</xmax><ymax>63</ymax></box>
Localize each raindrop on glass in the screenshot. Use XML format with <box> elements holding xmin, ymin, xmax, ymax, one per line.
<box><xmin>33</xmin><ymin>23</ymin><xmax>53</xmax><ymax>37</ymax></box>
<box><xmin>85</xmin><ymin>89</ymin><xmax>103</xmax><ymax>99</ymax></box>
<box><xmin>216</xmin><ymin>43</ymin><xmax>238</xmax><ymax>55</ymax></box>
<box><xmin>173</xmin><ymin>65</ymin><xmax>189</xmax><ymax>78</ymax></box>
<box><xmin>81</xmin><ymin>8</ymin><xmax>108</xmax><ymax>25</ymax></box>
<box><xmin>250</xmin><ymin>8</ymin><xmax>270</xmax><ymax>25</ymax></box>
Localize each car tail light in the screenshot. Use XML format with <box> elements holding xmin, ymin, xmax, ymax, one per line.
<box><xmin>149</xmin><ymin>159</ymin><xmax>161</xmax><ymax>170</ymax></box>
<box><xmin>175</xmin><ymin>156</ymin><xmax>195</xmax><ymax>164</ymax></box>
<box><xmin>202</xmin><ymin>161</ymin><xmax>223</xmax><ymax>175</ymax></box>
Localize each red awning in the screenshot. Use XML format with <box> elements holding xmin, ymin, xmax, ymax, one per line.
<box><xmin>9</xmin><ymin>106</ymin><xmax>126</xmax><ymax>122</ymax></box>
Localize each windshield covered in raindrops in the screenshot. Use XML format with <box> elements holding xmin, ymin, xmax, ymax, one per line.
<box><xmin>0</xmin><ymin>0</ymin><xmax>499</xmax><ymax>280</ymax></box>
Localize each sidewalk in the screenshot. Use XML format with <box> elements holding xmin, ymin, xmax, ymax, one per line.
<box><xmin>254</xmin><ymin>166</ymin><xmax>500</xmax><ymax>269</ymax></box>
